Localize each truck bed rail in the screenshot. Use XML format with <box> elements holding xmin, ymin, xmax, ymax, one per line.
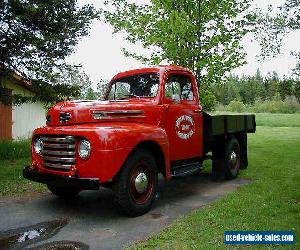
<box><xmin>203</xmin><ymin>112</ymin><xmax>256</xmax><ymax>155</ymax></box>
<box><xmin>203</xmin><ymin>112</ymin><xmax>256</xmax><ymax>136</ymax></box>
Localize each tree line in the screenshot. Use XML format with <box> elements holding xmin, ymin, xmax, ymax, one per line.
<box><xmin>212</xmin><ymin>70</ymin><xmax>300</xmax><ymax>106</ymax></box>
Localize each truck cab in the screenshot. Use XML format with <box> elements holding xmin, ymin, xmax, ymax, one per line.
<box><xmin>24</xmin><ymin>65</ymin><xmax>255</xmax><ymax>217</ymax></box>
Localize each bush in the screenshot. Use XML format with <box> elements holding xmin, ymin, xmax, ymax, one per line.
<box><xmin>215</xmin><ymin>96</ymin><xmax>300</xmax><ymax>114</ymax></box>
<box><xmin>285</xmin><ymin>96</ymin><xmax>300</xmax><ymax>113</ymax></box>
<box><xmin>249</xmin><ymin>97</ymin><xmax>300</xmax><ymax>113</ymax></box>
<box><xmin>227</xmin><ymin>100</ymin><xmax>246</xmax><ymax>112</ymax></box>
<box><xmin>216</xmin><ymin>100</ymin><xmax>246</xmax><ymax>112</ymax></box>
<box><xmin>0</xmin><ymin>139</ymin><xmax>31</xmax><ymax>160</ymax></box>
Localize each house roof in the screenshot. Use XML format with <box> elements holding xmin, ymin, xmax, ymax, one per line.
<box><xmin>0</xmin><ymin>64</ymin><xmax>32</xmax><ymax>91</ymax></box>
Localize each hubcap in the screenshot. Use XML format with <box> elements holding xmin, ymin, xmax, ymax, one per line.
<box><xmin>230</xmin><ymin>151</ymin><xmax>237</xmax><ymax>166</ymax></box>
<box><xmin>130</xmin><ymin>161</ymin><xmax>154</xmax><ymax>204</ymax></box>
<box><xmin>134</xmin><ymin>172</ymin><xmax>148</xmax><ymax>193</ymax></box>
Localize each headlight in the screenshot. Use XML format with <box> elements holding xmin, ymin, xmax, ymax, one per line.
<box><xmin>78</xmin><ymin>140</ymin><xmax>91</xmax><ymax>159</ymax></box>
<box><xmin>34</xmin><ymin>138</ymin><xmax>43</xmax><ymax>154</ymax></box>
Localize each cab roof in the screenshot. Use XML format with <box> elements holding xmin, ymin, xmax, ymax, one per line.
<box><xmin>111</xmin><ymin>65</ymin><xmax>193</xmax><ymax>81</ymax></box>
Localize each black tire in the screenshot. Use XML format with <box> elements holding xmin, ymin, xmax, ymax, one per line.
<box><xmin>47</xmin><ymin>185</ymin><xmax>81</xmax><ymax>199</ymax></box>
<box><xmin>113</xmin><ymin>149</ymin><xmax>158</xmax><ymax>217</ymax></box>
<box><xmin>225</xmin><ymin>137</ymin><xmax>241</xmax><ymax>180</ymax></box>
<box><xmin>212</xmin><ymin>136</ymin><xmax>241</xmax><ymax>181</ymax></box>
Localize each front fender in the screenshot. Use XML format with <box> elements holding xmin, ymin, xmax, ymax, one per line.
<box><xmin>32</xmin><ymin>123</ymin><xmax>170</xmax><ymax>182</ymax></box>
<box><xmin>109</xmin><ymin>123</ymin><xmax>168</xmax><ymax>149</ymax></box>
<box><xmin>105</xmin><ymin>123</ymin><xmax>170</xmax><ymax>180</ymax></box>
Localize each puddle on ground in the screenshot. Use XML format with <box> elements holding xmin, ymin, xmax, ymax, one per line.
<box><xmin>28</xmin><ymin>240</ymin><xmax>89</xmax><ymax>250</ymax></box>
<box><xmin>0</xmin><ymin>219</ymin><xmax>68</xmax><ymax>250</ymax></box>
<box><xmin>17</xmin><ymin>228</ymin><xmax>46</xmax><ymax>242</ymax></box>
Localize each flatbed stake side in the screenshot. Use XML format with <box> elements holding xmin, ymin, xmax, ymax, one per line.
<box><xmin>24</xmin><ymin>65</ymin><xmax>256</xmax><ymax>217</ymax></box>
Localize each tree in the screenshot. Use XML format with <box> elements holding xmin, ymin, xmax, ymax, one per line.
<box><xmin>103</xmin><ymin>0</ymin><xmax>252</xmax><ymax>90</ymax></box>
<box><xmin>278</xmin><ymin>78</ymin><xmax>294</xmax><ymax>100</ymax></box>
<box><xmin>0</xmin><ymin>0</ymin><xmax>96</xmax><ymax>80</ymax></box>
<box><xmin>0</xmin><ymin>0</ymin><xmax>97</xmax><ymax>105</ymax></box>
<box><xmin>295</xmin><ymin>81</ymin><xmax>300</xmax><ymax>102</ymax></box>
<box><xmin>255</xmin><ymin>0</ymin><xmax>300</xmax><ymax>75</ymax></box>
<box><xmin>238</xmin><ymin>76</ymin><xmax>258</xmax><ymax>104</ymax></box>
<box><xmin>212</xmin><ymin>74</ymin><xmax>241</xmax><ymax>105</ymax></box>
<box><xmin>83</xmin><ymin>87</ymin><xmax>98</xmax><ymax>100</ymax></box>
<box><xmin>97</xmin><ymin>79</ymin><xmax>109</xmax><ymax>100</ymax></box>
<box><xmin>264</xmin><ymin>71</ymin><xmax>280</xmax><ymax>100</ymax></box>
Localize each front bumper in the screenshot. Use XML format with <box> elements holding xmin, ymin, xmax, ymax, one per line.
<box><xmin>23</xmin><ymin>166</ymin><xmax>100</xmax><ymax>190</ymax></box>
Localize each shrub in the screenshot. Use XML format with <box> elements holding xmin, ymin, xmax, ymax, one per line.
<box><xmin>0</xmin><ymin>139</ymin><xmax>31</xmax><ymax>160</ymax></box>
<box><xmin>227</xmin><ymin>100</ymin><xmax>246</xmax><ymax>112</ymax></box>
<box><xmin>249</xmin><ymin>97</ymin><xmax>300</xmax><ymax>113</ymax></box>
<box><xmin>214</xmin><ymin>103</ymin><xmax>227</xmax><ymax>112</ymax></box>
<box><xmin>215</xmin><ymin>96</ymin><xmax>300</xmax><ymax>114</ymax></box>
<box><xmin>284</xmin><ymin>96</ymin><xmax>300</xmax><ymax>113</ymax></box>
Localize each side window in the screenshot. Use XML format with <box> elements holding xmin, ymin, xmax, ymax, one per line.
<box><xmin>165</xmin><ymin>81</ymin><xmax>180</xmax><ymax>98</ymax></box>
<box><xmin>108</xmin><ymin>82</ymin><xmax>130</xmax><ymax>100</ymax></box>
<box><xmin>165</xmin><ymin>75</ymin><xmax>194</xmax><ymax>101</ymax></box>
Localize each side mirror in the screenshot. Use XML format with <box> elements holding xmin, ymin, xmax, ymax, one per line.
<box><xmin>172</xmin><ymin>94</ymin><xmax>180</xmax><ymax>104</ymax></box>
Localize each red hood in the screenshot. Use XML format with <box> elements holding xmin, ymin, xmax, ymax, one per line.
<box><xmin>46</xmin><ymin>99</ymin><xmax>160</xmax><ymax>126</ymax></box>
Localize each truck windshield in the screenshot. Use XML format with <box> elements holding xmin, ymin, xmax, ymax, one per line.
<box><xmin>107</xmin><ymin>73</ymin><xmax>160</xmax><ymax>100</ymax></box>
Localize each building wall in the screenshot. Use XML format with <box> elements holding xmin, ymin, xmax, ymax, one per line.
<box><xmin>12</xmin><ymin>101</ymin><xmax>46</xmax><ymax>139</ymax></box>
<box><xmin>0</xmin><ymin>101</ymin><xmax>12</xmax><ymax>140</ymax></box>
<box><xmin>1</xmin><ymin>77</ymin><xmax>46</xmax><ymax>140</ymax></box>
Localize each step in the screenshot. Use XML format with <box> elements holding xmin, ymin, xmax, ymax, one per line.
<box><xmin>171</xmin><ymin>162</ymin><xmax>203</xmax><ymax>177</ymax></box>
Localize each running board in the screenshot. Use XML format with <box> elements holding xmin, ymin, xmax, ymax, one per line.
<box><xmin>171</xmin><ymin>162</ymin><xmax>203</xmax><ymax>177</ymax></box>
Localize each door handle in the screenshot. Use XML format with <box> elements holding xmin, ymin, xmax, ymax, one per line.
<box><xmin>193</xmin><ymin>109</ymin><xmax>202</xmax><ymax>113</ymax></box>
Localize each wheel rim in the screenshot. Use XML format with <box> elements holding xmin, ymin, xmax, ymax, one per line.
<box><xmin>129</xmin><ymin>161</ymin><xmax>154</xmax><ymax>205</ymax></box>
<box><xmin>229</xmin><ymin>145</ymin><xmax>240</xmax><ymax>174</ymax></box>
<box><xmin>230</xmin><ymin>151</ymin><xmax>238</xmax><ymax>166</ymax></box>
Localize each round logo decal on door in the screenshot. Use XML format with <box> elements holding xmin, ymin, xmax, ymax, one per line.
<box><xmin>175</xmin><ymin>115</ymin><xmax>195</xmax><ymax>140</ymax></box>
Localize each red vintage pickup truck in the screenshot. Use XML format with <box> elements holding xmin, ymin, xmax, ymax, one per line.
<box><xmin>24</xmin><ymin>65</ymin><xmax>255</xmax><ymax>216</ymax></box>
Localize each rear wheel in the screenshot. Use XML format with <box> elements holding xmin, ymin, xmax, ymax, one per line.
<box><xmin>225</xmin><ymin>137</ymin><xmax>241</xmax><ymax>179</ymax></box>
<box><xmin>212</xmin><ymin>136</ymin><xmax>241</xmax><ymax>181</ymax></box>
<box><xmin>113</xmin><ymin>149</ymin><xmax>158</xmax><ymax>217</ymax></box>
<box><xmin>47</xmin><ymin>185</ymin><xmax>81</xmax><ymax>198</ymax></box>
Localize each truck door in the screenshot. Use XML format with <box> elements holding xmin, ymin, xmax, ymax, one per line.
<box><xmin>163</xmin><ymin>72</ymin><xmax>203</xmax><ymax>161</ymax></box>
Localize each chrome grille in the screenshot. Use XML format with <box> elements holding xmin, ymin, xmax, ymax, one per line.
<box><xmin>40</xmin><ymin>135</ymin><xmax>76</xmax><ymax>172</ymax></box>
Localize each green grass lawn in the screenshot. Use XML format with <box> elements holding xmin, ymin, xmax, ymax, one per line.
<box><xmin>255</xmin><ymin>113</ymin><xmax>300</xmax><ymax>127</ymax></box>
<box><xmin>212</xmin><ymin>112</ymin><xmax>300</xmax><ymax>128</ymax></box>
<box><xmin>0</xmin><ymin>158</ymin><xmax>46</xmax><ymax>196</ymax></box>
<box><xmin>133</xmin><ymin>115</ymin><xmax>300</xmax><ymax>249</ymax></box>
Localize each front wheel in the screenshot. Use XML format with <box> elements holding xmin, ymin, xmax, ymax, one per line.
<box><xmin>113</xmin><ymin>149</ymin><xmax>158</xmax><ymax>217</ymax></box>
<box><xmin>47</xmin><ymin>185</ymin><xmax>81</xmax><ymax>199</ymax></box>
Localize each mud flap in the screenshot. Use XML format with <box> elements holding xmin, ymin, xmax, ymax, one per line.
<box><xmin>236</xmin><ymin>133</ymin><xmax>248</xmax><ymax>169</ymax></box>
<box><xmin>211</xmin><ymin>136</ymin><xmax>226</xmax><ymax>181</ymax></box>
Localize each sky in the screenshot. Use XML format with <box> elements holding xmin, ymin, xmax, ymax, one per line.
<box><xmin>67</xmin><ymin>0</ymin><xmax>299</xmax><ymax>86</ymax></box>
